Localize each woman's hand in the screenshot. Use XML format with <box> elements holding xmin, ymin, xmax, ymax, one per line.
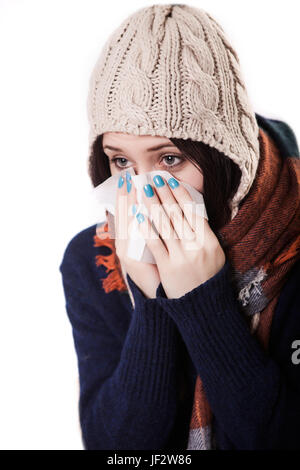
<box><xmin>114</xmin><ymin>171</ymin><xmax>160</xmax><ymax>299</ymax></box>
<box><xmin>135</xmin><ymin>175</ymin><xmax>226</xmax><ymax>299</ymax></box>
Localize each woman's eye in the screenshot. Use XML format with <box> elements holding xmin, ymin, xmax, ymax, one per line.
<box><xmin>110</xmin><ymin>157</ymin><xmax>131</xmax><ymax>168</ymax></box>
<box><xmin>161</xmin><ymin>155</ymin><xmax>183</xmax><ymax>167</ymax></box>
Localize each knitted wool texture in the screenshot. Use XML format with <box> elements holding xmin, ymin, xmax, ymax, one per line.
<box><xmin>87</xmin><ymin>3</ymin><xmax>260</xmax><ymax>219</ymax></box>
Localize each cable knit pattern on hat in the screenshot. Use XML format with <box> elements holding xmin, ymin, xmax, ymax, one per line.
<box><xmin>87</xmin><ymin>3</ymin><xmax>260</xmax><ymax>219</ymax></box>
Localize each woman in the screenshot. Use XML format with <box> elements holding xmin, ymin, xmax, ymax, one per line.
<box><xmin>59</xmin><ymin>4</ymin><xmax>300</xmax><ymax>450</ymax></box>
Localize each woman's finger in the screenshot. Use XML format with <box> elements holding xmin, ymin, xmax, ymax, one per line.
<box><xmin>126</xmin><ymin>171</ymin><xmax>140</xmax><ymax>238</ymax></box>
<box><xmin>141</xmin><ymin>181</ymin><xmax>181</xmax><ymax>254</ymax></box>
<box><xmin>135</xmin><ymin>210</ymin><xmax>168</xmax><ymax>262</ymax></box>
<box><xmin>115</xmin><ymin>170</ymin><xmax>129</xmax><ymax>241</ymax></box>
<box><xmin>151</xmin><ymin>174</ymin><xmax>196</xmax><ymax>242</ymax></box>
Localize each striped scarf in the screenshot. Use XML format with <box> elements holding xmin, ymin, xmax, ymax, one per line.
<box><xmin>93</xmin><ymin>127</ymin><xmax>300</xmax><ymax>450</ymax></box>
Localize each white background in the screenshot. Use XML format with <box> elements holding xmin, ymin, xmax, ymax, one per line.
<box><xmin>0</xmin><ymin>0</ymin><xmax>299</xmax><ymax>450</ymax></box>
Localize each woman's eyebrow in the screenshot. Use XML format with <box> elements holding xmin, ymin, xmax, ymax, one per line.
<box><xmin>103</xmin><ymin>143</ymin><xmax>175</xmax><ymax>152</ymax></box>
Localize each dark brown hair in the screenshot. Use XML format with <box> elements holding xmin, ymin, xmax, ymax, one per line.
<box><xmin>88</xmin><ymin>134</ymin><xmax>242</xmax><ymax>233</ymax></box>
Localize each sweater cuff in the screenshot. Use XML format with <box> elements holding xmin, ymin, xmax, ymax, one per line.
<box><xmin>114</xmin><ymin>273</ymin><xmax>179</xmax><ymax>405</ymax></box>
<box><xmin>154</xmin><ymin>260</ymin><xmax>273</xmax><ymax>397</ymax></box>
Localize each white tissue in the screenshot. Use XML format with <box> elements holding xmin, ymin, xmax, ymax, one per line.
<box><xmin>90</xmin><ymin>167</ymin><xmax>208</xmax><ymax>263</ymax></box>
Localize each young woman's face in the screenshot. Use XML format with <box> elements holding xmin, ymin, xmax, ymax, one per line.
<box><xmin>102</xmin><ymin>132</ymin><xmax>204</xmax><ymax>192</ymax></box>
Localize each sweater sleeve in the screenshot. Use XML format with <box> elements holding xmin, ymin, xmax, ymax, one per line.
<box><xmin>59</xmin><ymin>246</ymin><xmax>180</xmax><ymax>450</ymax></box>
<box><xmin>154</xmin><ymin>259</ymin><xmax>300</xmax><ymax>450</ymax></box>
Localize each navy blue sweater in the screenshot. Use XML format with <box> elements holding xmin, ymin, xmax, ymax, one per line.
<box><xmin>59</xmin><ymin>114</ymin><xmax>300</xmax><ymax>450</ymax></box>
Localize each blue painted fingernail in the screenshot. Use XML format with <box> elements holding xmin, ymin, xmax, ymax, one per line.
<box><xmin>125</xmin><ymin>171</ymin><xmax>131</xmax><ymax>182</ymax></box>
<box><xmin>132</xmin><ymin>204</ymin><xmax>137</xmax><ymax>215</ymax></box>
<box><xmin>136</xmin><ymin>213</ymin><xmax>145</xmax><ymax>223</ymax></box>
<box><xmin>143</xmin><ymin>184</ymin><xmax>154</xmax><ymax>197</ymax></box>
<box><xmin>118</xmin><ymin>176</ymin><xmax>124</xmax><ymax>188</ymax></box>
<box><xmin>153</xmin><ymin>175</ymin><xmax>165</xmax><ymax>187</ymax></box>
<box><xmin>127</xmin><ymin>181</ymin><xmax>132</xmax><ymax>193</ymax></box>
<box><xmin>168</xmin><ymin>177</ymin><xmax>179</xmax><ymax>189</ymax></box>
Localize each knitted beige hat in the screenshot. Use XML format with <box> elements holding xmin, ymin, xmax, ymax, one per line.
<box><xmin>87</xmin><ymin>3</ymin><xmax>260</xmax><ymax>220</ymax></box>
